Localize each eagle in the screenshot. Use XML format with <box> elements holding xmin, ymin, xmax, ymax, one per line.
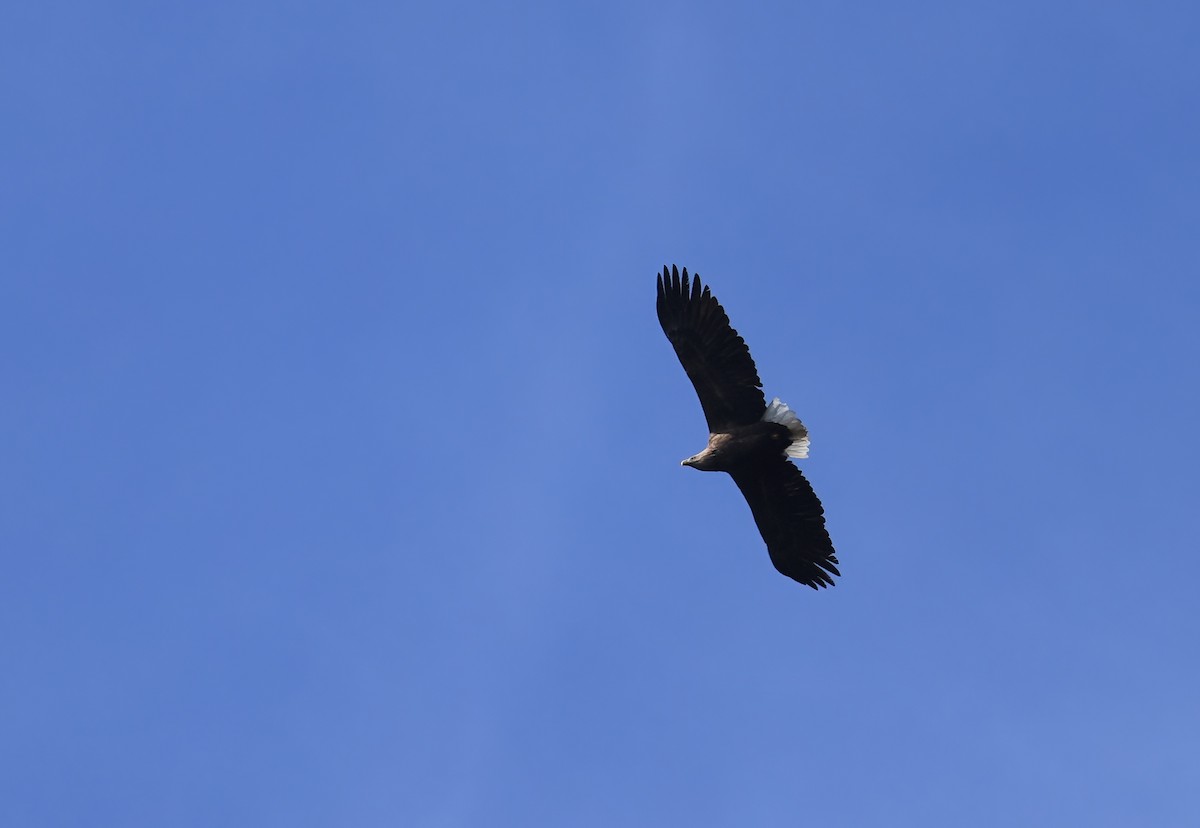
<box><xmin>656</xmin><ymin>265</ymin><xmax>839</xmax><ymax>589</ymax></box>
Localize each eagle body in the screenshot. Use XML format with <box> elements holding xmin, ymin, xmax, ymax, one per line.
<box><xmin>682</xmin><ymin>422</ymin><xmax>796</xmax><ymax>472</ymax></box>
<box><xmin>656</xmin><ymin>265</ymin><xmax>839</xmax><ymax>590</ymax></box>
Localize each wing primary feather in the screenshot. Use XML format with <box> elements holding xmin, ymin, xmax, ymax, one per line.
<box><xmin>655</xmin><ymin>265</ymin><xmax>767</xmax><ymax>431</ymax></box>
<box><xmin>731</xmin><ymin>457</ymin><xmax>839</xmax><ymax>589</ymax></box>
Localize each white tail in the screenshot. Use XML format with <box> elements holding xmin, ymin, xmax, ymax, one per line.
<box><xmin>762</xmin><ymin>397</ymin><xmax>810</xmax><ymax>459</ymax></box>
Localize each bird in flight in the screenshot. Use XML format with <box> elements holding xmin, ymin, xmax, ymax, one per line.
<box><xmin>656</xmin><ymin>265</ymin><xmax>839</xmax><ymax>589</ymax></box>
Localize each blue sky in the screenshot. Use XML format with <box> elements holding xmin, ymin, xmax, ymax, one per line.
<box><xmin>4</xmin><ymin>1</ymin><xmax>1199</xmax><ymax>825</ymax></box>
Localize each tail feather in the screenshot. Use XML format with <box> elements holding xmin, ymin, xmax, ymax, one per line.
<box><xmin>762</xmin><ymin>397</ymin><xmax>810</xmax><ymax>459</ymax></box>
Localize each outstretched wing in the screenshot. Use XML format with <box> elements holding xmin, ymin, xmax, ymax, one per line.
<box><xmin>730</xmin><ymin>456</ymin><xmax>839</xmax><ymax>589</ymax></box>
<box><xmin>656</xmin><ymin>265</ymin><xmax>766</xmax><ymax>432</ymax></box>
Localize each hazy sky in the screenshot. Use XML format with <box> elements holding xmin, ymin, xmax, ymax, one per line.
<box><xmin>4</xmin><ymin>2</ymin><xmax>1199</xmax><ymax>825</ymax></box>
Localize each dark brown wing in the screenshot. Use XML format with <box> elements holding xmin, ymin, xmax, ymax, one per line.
<box><xmin>656</xmin><ymin>265</ymin><xmax>766</xmax><ymax>432</ymax></box>
<box><xmin>730</xmin><ymin>456</ymin><xmax>839</xmax><ymax>589</ymax></box>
